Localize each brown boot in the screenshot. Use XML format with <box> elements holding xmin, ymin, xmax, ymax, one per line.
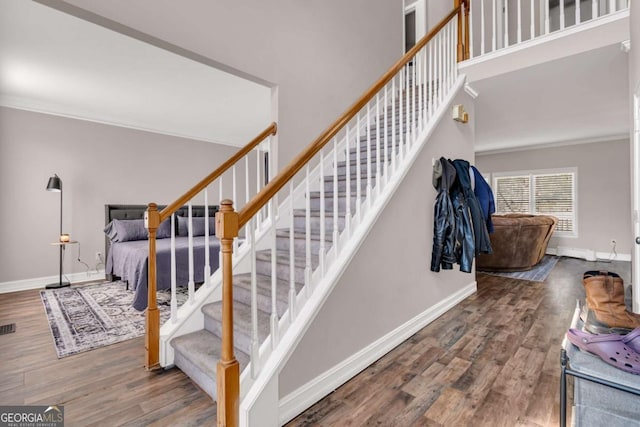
<box><xmin>582</xmin><ymin>270</ymin><xmax>640</xmax><ymax>334</ymax></box>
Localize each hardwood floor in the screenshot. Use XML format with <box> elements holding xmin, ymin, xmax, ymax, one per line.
<box><xmin>0</xmin><ymin>257</ymin><xmax>629</xmax><ymax>426</ymax></box>
<box><xmin>286</xmin><ymin>257</ymin><xmax>631</xmax><ymax>426</ymax></box>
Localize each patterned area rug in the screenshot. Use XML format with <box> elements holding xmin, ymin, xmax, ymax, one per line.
<box><xmin>478</xmin><ymin>255</ymin><xmax>560</xmax><ymax>282</ymax></box>
<box><xmin>40</xmin><ymin>281</ymin><xmax>187</xmax><ymax>358</ymax></box>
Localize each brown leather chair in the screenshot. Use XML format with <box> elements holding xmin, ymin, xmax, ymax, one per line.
<box><xmin>476</xmin><ymin>214</ymin><xmax>557</xmax><ymax>272</ymax></box>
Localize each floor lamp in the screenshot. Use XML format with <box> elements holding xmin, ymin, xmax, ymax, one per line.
<box><xmin>46</xmin><ymin>174</ymin><xmax>70</xmax><ymax>289</ymax></box>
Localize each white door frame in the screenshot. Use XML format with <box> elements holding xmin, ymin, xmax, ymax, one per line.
<box><xmin>404</xmin><ymin>0</ymin><xmax>426</xmax><ymax>52</ymax></box>
<box><xmin>633</xmin><ymin>88</ymin><xmax>640</xmax><ymax>313</ymax></box>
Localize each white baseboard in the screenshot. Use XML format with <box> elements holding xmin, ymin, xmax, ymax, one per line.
<box><xmin>546</xmin><ymin>247</ymin><xmax>631</xmax><ymax>262</ymax></box>
<box><xmin>0</xmin><ymin>270</ymin><xmax>106</xmax><ymax>294</ymax></box>
<box><xmin>278</xmin><ymin>280</ymin><xmax>478</xmax><ymax>425</ymax></box>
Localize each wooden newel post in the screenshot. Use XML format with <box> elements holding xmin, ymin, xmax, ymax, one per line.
<box><xmin>464</xmin><ymin>0</ymin><xmax>470</xmax><ymax>60</ymax></box>
<box><xmin>216</xmin><ymin>199</ymin><xmax>240</xmax><ymax>427</ymax></box>
<box><xmin>145</xmin><ymin>202</ymin><xmax>161</xmax><ymax>370</ymax></box>
<box><xmin>455</xmin><ymin>0</ymin><xmax>464</xmax><ymax>62</ymax></box>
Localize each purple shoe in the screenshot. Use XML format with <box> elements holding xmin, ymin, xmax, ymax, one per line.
<box><xmin>566</xmin><ymin>328</ymin><xmax>640</xmax><ymax>375</ymax></box>
<box><xmin>622</xmin><ymin>328</ymin><xmax>640</xmax><ymax>353</ymax></box>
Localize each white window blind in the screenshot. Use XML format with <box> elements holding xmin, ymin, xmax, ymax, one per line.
<box><xmin>493</xmin><ymin>169</ymin><xmax>577</xmax><ymax>236</ymax></box>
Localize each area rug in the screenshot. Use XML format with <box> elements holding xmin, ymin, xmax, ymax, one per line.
<box><xmin>40</xmin><ymin>281</ymin><xmax>188</xmax><ymax>358</ymax></box>
<box><xmin>478</xmin><ymin>255</ymin><xmax>560</xmax><ymax>282</ymax></box>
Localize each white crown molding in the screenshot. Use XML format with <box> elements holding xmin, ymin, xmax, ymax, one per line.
<box><xmin>475</xmin><ymin>133</ymin><xmax>629</xmax><ymax>156</ymax></box>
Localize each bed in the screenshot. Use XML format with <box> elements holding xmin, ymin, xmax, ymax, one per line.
<box><xmin>105</xmin><ymin>204</ymin><xmax>220</xmax><ymax>311</ymax></box>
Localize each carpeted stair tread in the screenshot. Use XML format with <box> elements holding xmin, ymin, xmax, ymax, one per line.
<box><xmin>203</xmin><ymin>300</ymin><xmax>271</xmax><ymax>355</ymax></box>
<box><xmin>171</xmin><ymin>329</ymin><xmax>250</xmax><ymax>400</ymax></box>
<box><xmin>293</xmin><ymin>208</ymin><xmax>347</xmax><ymax>219</ymax></box>
<box><xmin>276</xmin><ymin>228</ymin><xmax>334</xmax><ymax>242</ymax></box>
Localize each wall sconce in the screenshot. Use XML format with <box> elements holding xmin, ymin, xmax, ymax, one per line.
<box><xmin>452</xmin><ymin>104</ymin><xmax>469</xmax><ymax>123</ymax></box>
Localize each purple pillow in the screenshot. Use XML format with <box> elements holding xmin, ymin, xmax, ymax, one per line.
<box><xmin>104</xmin><ymin>218</ymin><xmax>171</xmax><ymax>242</ymax></box>
<box><xmin>177</xmin><ymin>216</ymin><xmax>216</xmax><ymax>237</ymax></box>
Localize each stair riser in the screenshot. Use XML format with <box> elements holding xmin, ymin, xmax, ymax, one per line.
<box><xmin>336</xmin><ymin>163</ymin><xmax>384</xmax><ymax>177</ymax></box>
<box><xmin>309</xmin><ymin>196</ymin><xmax>356</xmax><ymax>213</ymax></box>
<box><xmin>233</xmin><ymin>285</ymin><xmax>289</xmax><ymax>318</ymax></box>
<box><xmin>276</xmin><ymin>235</ymin><xmax>324</xmax><ymax>256</ymax></box>
<box><xmin>323</xmin><ymin>178</ymin><xmax>369</xmax><ymax>193</ymax></box>
<box><xmin>294</xmin><ymin>213</ymin><xmax>346</xmax><ymax>231</ymax></box>
<box><xmin>205</xmin><ymin>315</ymin><xmax>253</xmax><ymax>356</ymax></box>
<box><xmin>256</xmin><ymin>258</ymin><xmax>307</xmax><ymax>285</ymax></box>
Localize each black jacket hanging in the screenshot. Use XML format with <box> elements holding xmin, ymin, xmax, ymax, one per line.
<box><xmin>451</xmin><ymin>159</ymin><xmax>492</xmax><ymax>256</ymax></box>
<box><xmin>430</xmin><ymin>157</ymin><xmax>457</xmax><ymax>272</ymax></box>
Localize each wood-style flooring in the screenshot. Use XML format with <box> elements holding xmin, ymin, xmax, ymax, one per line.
<box><xmin>0</xmin><ymin>257</ymin><xmax>628</xmax><ymax>426</ymax></box>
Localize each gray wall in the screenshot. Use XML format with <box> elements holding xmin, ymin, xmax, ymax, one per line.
<box><xmin>475</xmin><ymin>139</ymin><xmax>632</xmax><ymax>257</ymax></box>
<box><xmin>2</xmin><ymin>1</ymin><xmax>405</xmax><ymax>285</ymax></box>
<box><xmin>279</xmin><ymin>89</ymin><xmax>476</xmax><ymax>398</ymax></box>
<box><xmin>60</xmin><ymin>0</ymin><xmax>404</xmax><ymax>172</ymax></box>
<box><xmin>0</xmin><ymin>106</ymin><xmax>237</xmax><ymax>284</ymax></box>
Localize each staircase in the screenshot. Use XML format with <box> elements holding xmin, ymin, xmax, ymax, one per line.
<box><xmin>143</xmin><ymin>4</ymin><xmax>468</xmax><ymax>425</ymax></box>
<box><xmin>170</xmin><ymin>97</ymin><xmax>413</xmax><ymax>400</ymax></box>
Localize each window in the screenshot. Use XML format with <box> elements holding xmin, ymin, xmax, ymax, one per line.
<box><xmin>493</xmin><ymin>168</ymin><xmax>577</xmax><ymax>236</ymax></box>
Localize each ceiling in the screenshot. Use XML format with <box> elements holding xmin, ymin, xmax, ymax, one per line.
<box><xmin>468</xmin><ymin>43</ymin><xmax>630</xmax><ymax>154</ymax></box>
<box><xmin>0</xmin><ymin>0</ymin><xmax>272</xmax><ymax>147</ymax></box>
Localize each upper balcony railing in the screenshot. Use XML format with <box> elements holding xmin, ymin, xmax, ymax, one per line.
<box><xmin>467</xmin><ymin>0</ymin><xmax>629</xmax><ymax>60</ymax></box>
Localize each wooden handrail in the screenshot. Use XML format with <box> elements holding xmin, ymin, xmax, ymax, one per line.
<box><xmin>144</xmin><ymin>122</ymin><xmax>276</xmax><ymax>371</ymax></box>
<box><xmin>158</xmin><ymin>122</ymin><xmax>277</xmax><ymax>222</ymax></box>
<box><xmin>237</xmin><ymin>6</ymin><xmax>461</xmax><ymax>228</ymax></box>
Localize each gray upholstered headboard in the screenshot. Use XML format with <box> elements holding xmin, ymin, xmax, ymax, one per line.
<box><xmin>104</xmin><ymin>204</ymin><xmax>219</xmax><ymax>260</ymax></box>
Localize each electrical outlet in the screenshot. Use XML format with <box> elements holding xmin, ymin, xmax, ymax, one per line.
<box><xmin>96</xmin><ymin>251</ymin><xmax>103</xmax><ymax>262</ymax></box>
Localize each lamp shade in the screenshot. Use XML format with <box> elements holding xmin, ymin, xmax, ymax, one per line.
<box><xmin>46</xmin><ymin>174</ymin><xmax>62</xmax><ymax>192</ymax></box>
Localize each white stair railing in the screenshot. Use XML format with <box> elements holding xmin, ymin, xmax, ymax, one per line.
<box><xmin>143</xmin><ymin>123</ymin><xmax>277</xmax><ymax>370</ymax></box>
<box><xmin>468</xmin><ymin>0</ymin><xmax>629</xmax><ymax>59</ymax></box>
<box><xmin>232</xmin><ymin>7</ymin><xmax>462</xmax><ymax>397</ymax></box>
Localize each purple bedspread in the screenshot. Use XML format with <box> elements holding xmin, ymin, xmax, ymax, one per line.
<box><xmin>106</xmin><ymin>236</ymin><xmax>221</xmax><ymax>311</ymax></box>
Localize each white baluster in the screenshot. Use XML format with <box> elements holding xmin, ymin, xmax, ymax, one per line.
<box><xmin>170</xmin><ymin>214</ymin><xmax>177</xmax><ymax>323</ymax></box>
<box><xmin>357</xmin><ymin>111</ymin><xmax>363</xmax><ymax>223</ymax></box>
<box><xmin>256</xmin><ymin>147</ymin><xmax>262</xmax><ymax>226</ymax></box>
<box><xmin>609</xmin><ymin>0</ymin><xmax>616</xmax><ymax>13</ymax></box>
<box><xmin>391</xmin><ymin>77</ymin><xmax>402</xmax><ymax>173</ymax></box>
<box><xmin>232</xmin><ymin>165</ymin><xmax>238</xmax><ymax>253</ymax></box>
<box><xmin>418</xmin><ymin>51</ymin><xmax>423</xmax><ymax>133</ymax></box>
<box><xmin>245</xmin><ymin>156</ymin><xmax>250</xmax><ymax>205</ymax></box>
<box><xmin>517</xmin><ymin>0</ymin><xmax>522</xmax><ymax>43</ymax></box>
<box><xmin>545</xmin><ymin>0</ymin><xmax>550</xmax><ymax>34</ymax></box>
<box><xmin>304</xmin><ymin>165</ymin><xmax>312</xmax><ymax>296</ymax></box>
<box><xmin>592</xmin><ymin>0</ymin><xmax>598</xmax><ymax>19</ymax></box>
<box><xmin>531</xmin><ymin>0</ymin><xmax>535</xmax><ymax>40</ymax></box>
<box><xmin>245</xmin><ymin>156</ymin><xmax>251</xmax><ymax>244</ymax></box>
<box><xmin>288</xmin><ymin>182</ymin><xmax>296</xmax><ymax>323</ymax></box>
<box><xmin>203</xmin><ymin>189</ymin><xmax>211</xmax><ymax>285</ymax></box>
<box><xmin>269</xmin><ymin>198</ymin><xmax>278</xmax><ymax>349</ymax></box>
<box><xmin>332</xmin><ymin>137</ymin><xmax>339</xmax><ymax>250</ymax></box>
<box><xmin>504</xmin><ymin>0</ymin><xmax>509</xmax><ymax>47</ymax></box>
<box><xmin>369</xmin><ymin>95</ymin><xmax>376</xmax><ymax>208</ymax></box>
<box><xmin>376</xmin><ymin>92</ymin><xmax>383</xmax><ymax>196</ymax></box>
<box><xmin>381</xmin><ymin>89</ymin><xmax>387</xmax><ymax>190</ymax></box>
<box><xmin>382</xmin><ymin>83</ymin><xmax>393</xmax><ymax>185</ymax></box>
<box><xmin>439</xmin><ymin>32</ymin><xmax>444</xmax><ymax>105</ymax></box>
<box><xmin>428</xmin><ymin>41</ymin><xmax>433</xmax><ymax>120</ymax></box>
<box><xmin>492</xmin><ymin>0</ymin><xmax>497</xmax><ymax>51</ymax></box>
<box><xmin>576</xmin><ymin>0</ymin><xmax>581</xmax><ymax>25</ymax></box>
<box><xmin>249</xmin><ymin>218</ymin><xmax>259</xmax><ymax>379</ymax></box>
<box><xmin>400</xmin><ymin>70</ymin><xmax>407</xmax><ymax>164</ymax></box>
<box><xmin>187</xmin><ymin>202</ymin><xmax>194</xmax><ymax>303</ymax></box>
<box><xmin>345</xmin><ymin>125</ymin><xmax>351</xmax><ymax>238</ymax></box>
<box><xmin>560</xmin><ymin>0</ymin><xmax>565</xmax><ymax>30</ymax></box>
<box><xmin>319</xmin><ymin>152</ymin><xmax>326</xmax><ymax>275</ymax></box>
<box><xmin>367</xmin><ymin>103</ymin><xmax>372</xmax><ymax>209</ymax></box>
<box><xmin>481</xmin><ymin>0</ymin><xmax>486</xmax><ymax>55</ymax></box>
